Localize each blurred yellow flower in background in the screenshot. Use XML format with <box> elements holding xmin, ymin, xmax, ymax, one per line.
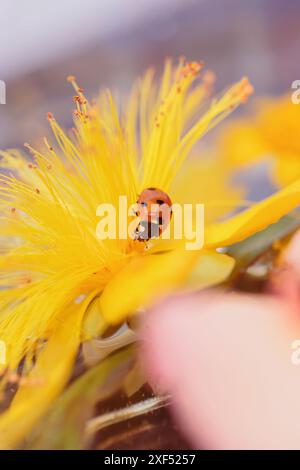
<box><xmin>1</xmin><ymin>60</ymin><xmax>300</xmax><ymax>448</ymax></box>
<box><xmin>218</xmin><ymin>95</ymin><xmax>300</xmax><ymax>186</ymax></box>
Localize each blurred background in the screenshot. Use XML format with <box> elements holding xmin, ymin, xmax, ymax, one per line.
<box><xmin>0</xmin><ymin>0</ymin><xmax>299</xmax><ymax>149</ymax></box>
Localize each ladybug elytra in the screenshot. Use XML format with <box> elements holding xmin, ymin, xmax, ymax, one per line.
<box><xmin>133</xmin><ymin>187</ymin><xmax>173</xmax><ymax>241</ymax></box>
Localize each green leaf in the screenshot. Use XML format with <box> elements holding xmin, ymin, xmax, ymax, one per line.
<box><xmin>227</xmin><ymin>213</ymin><xmax>300</xmax><ymax>273</ymax></box>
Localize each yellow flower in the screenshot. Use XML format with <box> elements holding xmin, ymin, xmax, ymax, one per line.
<box><xmin>0</xmin><ymin>59</ymin><xmax>300</xmax><ymax>448</ymax></box>
<box><xmin>218</xmin><ymin>95</ymin><xmax>300</xmax><ymax>186</ymax></box>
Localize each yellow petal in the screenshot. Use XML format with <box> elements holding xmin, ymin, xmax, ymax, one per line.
<box><xmin>271</xmin><ymin>153</ymin><xmax>300</xmax><ymax>187</ymax></box>
<box><xmin>81</xmin><ymin>296</ymin><xmax>108</xmax><ymax>341</ymax></box>
<box><xmin>206</xmin><ymin>178</ymin><xmax>300</xmax><ymax>247</ymax></box>
<box><xmin>0</xmin><ymin>292</ymin><xmax>96</xmax><ymax>449</ymax></box>
<box><xmin>217</xmin><ymin>96</ymin><xmax>300</xmax><ymax>187</ymax></box>
<box><xmin>100</xmin><ymin>249</ymin><xmax>199</xmax><ymax>324</ymax></box>
<box><xmin>100</xmin><ymin>249</ymin><xmax>235</xmax><ymax>325</ymax></box>
<box><xmin>185</xmin><ymin>252</ymin><xmax>235</xmax><ymax>289</ymax></box>
<box><xmin>217</xmin><ymin>122</ymin><xmax>267</xmax><ymax>168</ymax></box>
<box><xmin>171</xmin><ymin>155</ymin><xmax>244</xmax><ymax>224</ymax></box>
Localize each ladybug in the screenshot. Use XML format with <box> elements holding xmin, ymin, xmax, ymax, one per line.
<box><xmin>133</xmin><ymin>187</ymin><xmax>173</xmax><ymax>241</ymax></box>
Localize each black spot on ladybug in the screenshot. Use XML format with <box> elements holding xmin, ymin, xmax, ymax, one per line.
<box><xmin>156</xmin><ymin>199</ymin><xmax>165</xmax><ymax>205</ymax></box>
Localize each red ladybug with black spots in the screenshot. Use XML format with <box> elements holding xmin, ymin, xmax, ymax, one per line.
<box><xmin>133</xmin><ymin>187</ymin><xmax>173</xmax><ymax>241</ymax></box>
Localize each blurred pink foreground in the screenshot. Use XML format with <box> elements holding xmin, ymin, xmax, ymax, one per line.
<box><xmin>141</xmin><ymin>231</ymin><xmax>300</xmax><ymax>449</ymax></box>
